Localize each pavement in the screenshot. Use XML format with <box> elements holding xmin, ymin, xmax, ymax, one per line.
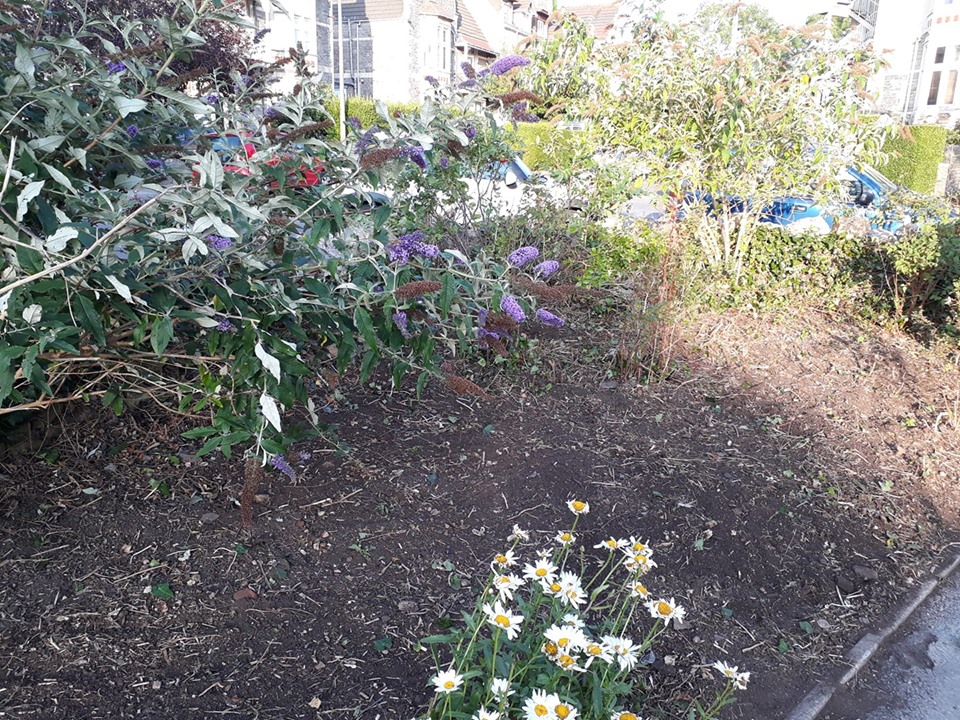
<box><xmin>800</xmin><ymin>558</ymin><xmax>960</xmax><ymax>720</ymax></box>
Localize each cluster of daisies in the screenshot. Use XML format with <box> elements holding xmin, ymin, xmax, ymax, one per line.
<box><xmin>424</xmin><ymin>500</ymin><xmax>750</xmax><ymax>720</ymax></box>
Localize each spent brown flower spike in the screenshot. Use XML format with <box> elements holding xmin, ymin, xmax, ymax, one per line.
<box><xmin>394</xmin><ymin>280</ymin><xmax>443</xmax><ymax>299</ymax></box>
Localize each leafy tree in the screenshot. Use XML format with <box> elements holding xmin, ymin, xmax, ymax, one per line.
<box><xmin>691</xmin><ymin>2</ymin><xmax>782</xmax><ymax>47</ymax></box>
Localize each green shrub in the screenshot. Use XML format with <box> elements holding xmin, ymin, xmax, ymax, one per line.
<box><xmin>513</xmin><ymin>122</ymin><xmax>579</xmax><ymax>172</ymax></box>
<box><xmin>880</xmin><ymin>125</ymin><xmax>948</xmax><ymax>193</ymax></box>
<box><xmin>324</xmin><ymin>97</ymin><xmax>421</xmax><ymax>137</ymax></box>
<box><xmin>580</xmin><ymin>224</ymin><xmax>665</xmax><ymax>288</ymax></box>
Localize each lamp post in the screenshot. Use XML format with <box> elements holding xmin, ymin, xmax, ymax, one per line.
<box><xmin>338</xmin><ymin>0</ymin><xmax>346</xmax><ymax>142</ymax></box>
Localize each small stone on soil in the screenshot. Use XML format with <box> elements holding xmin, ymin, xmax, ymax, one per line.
<box><xmin>853</xmin><ymin>564</ymin><xmax>879</xmax><ymax>582</ymax></box>
<box><xmin>200</xmin><ymin>512</ymin><xmax>219</xmax><ymax>524</ymax></box>
<box><xmin>836</xmin><ymin>575</ymin><xmax>859</xmax><ymax>594</ymax></box>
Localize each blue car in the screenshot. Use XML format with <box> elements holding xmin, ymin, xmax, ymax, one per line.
<box><xmin>760</xmin><ymin>166</ymin><xmax>901</xmax><ymax>235</ymax></box>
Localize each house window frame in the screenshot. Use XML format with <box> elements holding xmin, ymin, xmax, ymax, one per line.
<box><xmin>929</xmin><ymin>70</ymin><xmax>943</xmax><ymax>104</ymax></box>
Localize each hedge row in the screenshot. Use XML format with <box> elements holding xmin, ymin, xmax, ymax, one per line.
<box><xmin>880</xmin><ymin>124</ymin><xmax>948</xmax><ymax>193</ymax></box>
<box><xmin>323</xmin><ymin>97</ymin><xmax>420</xmax><ymax>137</ymax></box>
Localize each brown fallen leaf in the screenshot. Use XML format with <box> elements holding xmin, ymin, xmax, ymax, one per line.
<box><xmin>232</xmin><ymin>587</ymin><xmax>257</xmax><ymax>601</ymax></box>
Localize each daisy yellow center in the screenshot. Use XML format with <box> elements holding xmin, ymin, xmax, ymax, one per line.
<box><xmin>566</xmin><ymin>589</ymin><xmax>578</xmax><ymax>599</ymax></box>
<box><xmin>534</xmin><ymin>705</ymin><xmax>549</xmax><ymax>717</ymax></box>
<box><xmin>619</xmin><ymin>714</ymin><xmax>638</xmax><ymax>720</ymax></box>
<box><xmin>556</xmin><ymin>705</ymin><xmax>572</xmax><ymax>719</ymax></box>
<box><xmin>635</xmin><ymin>584</ymin><xmax>647</xmax><ymax>595</ymax></box>
<box><xmin>588</xmin><ymin>644</ymin><xmax>602</xmax><ymax>655</ymax></box>
<box><xmin>544</xmin><ymin>641</ymin><xmax>558</xmax><ymax>655</ymax></box>
<box><xmin>443</xmin><ymin>680</ymin><xmax>455</xmax><ymax>689</ymax></box>
<box><xmin>494</xmin><ymin>614</ymin><xmax>511</xmax><ymax>628</ymax></box>
<box><xmin>550</xmin><ymin>582</ymin><xmax>562</xmax><ymax>593</ymax></box>
<box><xmin>558</xmin><ymin>637</ymin><xmax>569</xmax><ymax>647</ymax></box>
<box><xmin>656</xmin><ymin>601</ymin><xmax>672</xmax><ymax>615</ymax></box>
<box><xmin>560</xmin><ymin>533</ymin><xmax>572</xmax><ymax>541</ymax></box>
<box><xmin>633</xmin><ymin>542</ymin><xmax>646</xmax><ymax>552</ymax></box>
<box><xmin>559</xmin><ymin>654</ymin><xmax>575</xmax><ymax>668</ymax></box>
<box><xmin>495</xmin><ymin>554</ymin><xmax>508</xmax><ymax>564</ymax></box>
<box><xmin>605</xmin><ymin>539</ymin><xmax>617</xmax><ymax>548</ymax></box>
<box><xmin>571</xmin><ymin>501</ymin><xmax>586</xmax><ymax>512</ymax></box>
<box><xmin>636</xmin><ymin>554</ymin><xmax>647</xmax><ymax>564</ymax></box>
<box><xmin>536</xmin><ymin>568</ymin><xmax>548</xmax><ymax>577</ymax></box>
<box><xmin>724</xmin><ymin>669</ymin><xmax>736</xmax><ymax>677</ymax></box>
<box><xmin>500</xmin><ymin>576</ymin><xmax>511</xmax><ymax>584</ymax></box>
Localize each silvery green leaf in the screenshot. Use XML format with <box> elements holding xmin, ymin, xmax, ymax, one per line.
<box><xmin>153</xmin><ymin>228</ymin><xmax>189</xmax><ymax>243</ymax></box>
<box><xmin>29</xmin><ymin>136</ymin><xmax>66</xmax><ymax>153</ymax></box>
<box><xmin>14</xmin><ymin>44</ymin><xmax>34</xmax><ymax>82</ymax></box>
<box><xmin>15</xmin><ymin>181</ymin><xmax>44</xmax><ymax>222</ymax></box>
<box><xmin>21</xmin><ymin>304</ymin><xmax>42</xmax><ymax>324</ymax></box>
<box><xmin>259</xmin><ymin>392</ymin><xmax>282</xmax><ymax>431</ymax></box>
<box><xmin>181</xmin><ymin>236</ymin><xmax>208</xmax><ymax>262</ymax></box>
<box><xmin>443</xmin><ymin>248</ymin><xmax>471</xmax><ymax>266</ymax></box>
<box><xmin>210</xmin><ymin>217</ymin><xmax>238</xmax><ymax>238</ymax></box>
<box><xmin>152</xmin><ymin>87</ymin><xmax>209</xmax><ymax>115</ymax></box>
<box><xmin>68</xmin><ymin>147</ymin><xmax>87</xmax><ymax>169</ymax></box>
<box><xmin>191</xmin><ymin>216</ymin><xmax>215</xmax><ymax>235</ymax></box>
<box><xmin>41</xmin><ymin>163</ymin><xmax>75</xmax><ymax>192</ymax></box>
<box><xmin>451</xmin><ymin>130</ymin><xmax>469</xmax><ymax>146</ymax></box>
<box><xmin>254</xmin><ymin>341</ymin><xmax>281</xmax><ymax>381</ymax></box>
<box><xmin>113</xmin><ymin>97</ymin><xmax>148</xmax><ymax>118</ymax></box>
<box><xmin>198</xmin><ymin>151</ymin><xmax>224</xmax><ymax>189</ymax></box>
<box><xmin>412</xmin><ymin>133</ymin><xmax>434</xmax><ymax>150</ymax></box>
<box><xmin>45</xmin><ymin>226</ymin><xmax>78</xmax><ymax>253</ymax></box>
<box><xmin>193</xmin><ymin>316</ymin><xmax>220</xmax><ymax>328</ymax></box>
<box><xmin>0</xmin><ymin>291</ymin><xmax>10</xmax><ymax>320</ymax></box>
<box><xmin>105</xmin><ymin>275</ymin><xmax>143</xmax><ymax>304</ymax></box>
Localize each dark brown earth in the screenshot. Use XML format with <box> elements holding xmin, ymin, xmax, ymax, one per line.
<box><xmin>2</xmin><ymin>309</ymin><xmax>959</xmax><ymax>720</ymax></box>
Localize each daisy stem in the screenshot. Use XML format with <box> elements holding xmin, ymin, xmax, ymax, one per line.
<box><xmin>490</xmin><ymin>627</ymin><xmax>501</xmax><ymax>678</ymax></box>
<box><xmin>585</xmin><ymin>552</ymin><xmax>613</xmax><ymax>591</ymax></box>
<box><xmin>559</xmin><ymin>515</ymin><xmax>580</xmax><ymax>572</ymax></box>
<box><xmin>584</xmin><ymin>561</ymin><xmax>622</xmax><ymax>614</ymax></box>
<box><xmin>639</xmin><ymin>618</ymin><xmax>663</xmax><ymax>652</ymax></box>
<box><xmin>703</xmin><ymin>681</ymin><xmax>735</xmax><ymax>718</ymax></box>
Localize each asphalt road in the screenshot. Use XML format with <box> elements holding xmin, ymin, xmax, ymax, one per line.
<box><xmin>821</xmin><ymin>567</ymin><xmax>960</xmax><ymax>720</ymax></box>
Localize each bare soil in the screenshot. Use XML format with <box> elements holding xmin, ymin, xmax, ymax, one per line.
<box><xmin>2</xmin><ymin>309</ymin><xmax>959</xmax><ymax>720</ymax></box>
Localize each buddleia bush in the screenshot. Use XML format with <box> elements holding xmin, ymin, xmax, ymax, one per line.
<box><xmin>0</xmin><ymin>0</ymin><xmax>567</xmax><ymax>463</ymax></box>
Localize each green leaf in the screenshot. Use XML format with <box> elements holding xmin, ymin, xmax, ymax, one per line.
<box><xmin>29</xmin><ymin>136</ymin><xmax>66</xmax><ymax>153</ymax></box>
<box><xmin>439</xmin><ymin>273</ymin><xmax>455</xmax><ymax>316</ymax></box>
<box><xmin>75</xmin><ymin>294</ymin><xmax>106</xmax><ymax>346</ymax></box>
<box><xmin>181</xmin><ymin>426</ymin><xmax>219</xmax><ymax>439</ymax></box>
<box><xmin>152</xmin><ymin>86</ymin><xmax>208</xmax><ymax>115</ymax></box>
<box><xmin>354</xmin><ymin>307</ymin><xmax>378</xmax><ymax>349</ymax></box>
<box><xmin>150</xmin><ymin>583</ymin><xmax>175</xmax><ymax>599</ymax></box>
<box><xmin>778</xmin><ymin>638</ymin><xmax>790</xmax><ymax>653</ymax></box>
<box><xmin>150</xmin><ymin>316</ymin><xmax>174</xmax><ymax>355</ymax></box>
<box><xmin>359</xmin><ymin>349</ymin><xmax>379</xmax><ymax>383</ymax></box>
<box><xmin>195</xmin><ymin>436</ymin><xmax>222</xmax><ymax>458</ymax></box>
<box><xmin>113</xmin><ymin>96</ymin><xmax>148</xmax><ymax>118</ymax></box>
<box><xmin>799</xmin><ymin>621</ymin><xmax>814</xmax><ymax>635</ymax></box>
<box><xmin>418</xmin><ymin>634</ymin><xmax>457</xmax><ymax>644</ymax></box>
<box><xmin>373</xmin><ymin>636</ymin><xmax>393</xmax><ymax>653</ymax></box>
<box><xmin>416</xmin><ymin>370</ymin><xmax>430</xmax><ymax>399</ymax></box>
<box><xmin>14</xmin><ymin>43</ymin><xmax>35</xmax><ymax>82</ymax></box>
<box><xmin>15</xmin><ymin>181</ymin><xmax>44</xmax><ymax>223</ymax></box>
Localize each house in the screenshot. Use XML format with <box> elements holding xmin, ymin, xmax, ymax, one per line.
<box><xmin>563</xmin><ymin>3</ymin><xmax>619</xmax><ymax>41</ymax></box>
<box><xmin>244</xmin><ymin>0</ymin><xmax>320</xmax><ymax>93</ymax></box>
<box><xmin>320</xmin><ymin>0</ymin><xmax>550</xmax><ymax>103</ymax></box>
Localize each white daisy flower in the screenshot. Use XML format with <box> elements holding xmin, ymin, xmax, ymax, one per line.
<box><xmin>508</xmin><ymin>524</ymin><xmax>530</xmax><ymax>542</ymax></box>
<box><xmin>490</xmin><ymin>677</ymin><xmax>514</xmax><ymax>700</ymax></box>
<box><xmin>492</xmin><ymin>549</ymin><xmax>517</xmax><ymax>568</ymax></box>
<box><xmin>713</xmin><ymin>661</ymin><xmax>739</xmax><ymax>681</ymax></box>
<box><xmin>594</xmin><ymin>537</ymin><xmax>629</xmax><ymax>551</ymax></box>
<box><xmin>611</xmin><ymin>636</ymin><xmax>640</xmax><ymax>671</ymax></box>
<box><xmin>544</xmin><ymin>623</ymin><xmax>587</xmax><ymax>653</ymax></box>
<box><xmin>623</xmin><ymin>552</ymin><xmax>657</xmax><ymax>575</ymax></box>
<box><xmin>482</xmin><ymin>600</ymin><xmax>525</xmax><ymax>640</ymax></box>
<box><xmin>523</xmin><ymin>689</ymin><xmax>557</xmax><ymax>720</ymax></box>
<box><xmin>566</xmin><ymin>499</ymin><xmax>590</xmax><ymax>515</ymax></box>
<box><xmin>610</xmin><ymin>712</ymin><xmax>642</xmax><ymax>720</ymax></box>
<box><xmin>431</xmin><ymin>667</ymin><xmax>463</xmax><ymax>694</ymax></box>
<box><xmin>583</xmin><ymin>640</ymin><xmax>614</xmax><ymax>667</ymax></box>
<box><xmin>735</xmin><ymin>671</ymin><xmax>751</xmax><ymax>690</ymax></box>
<box><xmin>553</xmin><ymin>699</ymin><xmax>579</xmax><ymax>719</ymax></box>
<box><xmin>558</xmin><ymin>571</ymin><xmax>587</xmax><ymax>608</ymax></box>
<box><xmin>555</xmin><ymin>530</ymin><xmax>576</xmax><ymax>547</ymax></box>
<box><xmin>646</xmin><ymin>597</ymin><xmax>686</xmax><ymax>626</ymax></box>
<box><xmin>629</xmin><ymin>581</ymin><xmax>650</xmax><ymax>598</ymax></box>
<box><xmin>561</xmin><ymin>613</ymin><xmax>585</xmax><ymax>630</ymax></box>
<box><xmin>536</xmin><ymin>548</ymin><xmax>553</xmax><ymax>560</ymax></box>
<box><xmin>523</xmin><ymin>558</ymin><xmax>558</xmax><ymax>585</ymax></box>
<box><xmin>553</xmin><ymin>651</ymin><xmax>585</xmax><ymax>673</ymax></box>
<box><xmin>494</xmin><ymin>572</ymin><xmax>524</xmax><ymax>601</ymax></box>
<box><xmin>624</xmin><ymin>536</ymin><xmax>652</xmax><ymax>556</ymax></box>
<box><xmin>473</xmin><ymin>708</ymin><xmax>501</xmax><ymax>720</ymax></box>
<box><xmin>541</xmin><ymin>577</ymin><xmax>565</xmax><ymax>600</ymax></box>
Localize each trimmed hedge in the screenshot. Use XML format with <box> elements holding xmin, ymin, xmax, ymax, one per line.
<box><xmin>323</xmin><ymin>97</ymin><xmax>420</xmax><ymax>137</ymax></box>
<box><xmin>880</xmin><ymin>125</ymin><xmax>948</xmax><ymax>193</ymax></box>
<box><xmin>513</xmin><ymin>121</ymin><xmax>579</xmax><ymax>171</ymax></box>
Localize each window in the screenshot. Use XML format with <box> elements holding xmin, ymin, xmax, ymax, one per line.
<box><xmin>948</xmin><ymin>70</ymin><xmax>959</xmax><ymax>104</ymax></box>
<box><xmin>438</xmin><ymin>23</ymin><xmax>450</xmax><ymax>71</ymax></box>
<box><xmin>929</xmin><ymin>70</ymin><xmax>942</xmax><ymax>104</ymax></box>
<box><xmin>936</xmin><ymin>46</ymin><xmax>946</xmax><ymax>63</ymax></box>
<box><xmin>955</xmin><ymin>45</ymin><xmax>960</xmax><ymax>61</ymax></box>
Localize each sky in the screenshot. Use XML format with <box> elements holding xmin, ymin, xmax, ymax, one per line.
<box><xmin>659</xmin><ymin>0</ymin><xmax>832</xmax><ymax>26</ymax></box>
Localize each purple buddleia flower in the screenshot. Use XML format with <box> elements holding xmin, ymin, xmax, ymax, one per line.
<box><xmin>507</xmin><ymin>246</ymin><xmax>539</xmax><ymax>267</ymax></box>
<box><xmin>478</xmin><ymin>68</ymin><xmax>490</xmax><ymax>78</ymax></box>
<box><xmin>253</xmin><ymin>27</ymin><xmax>271</xmax><ymax>44</ymax></box>
<box><xmin>114</xmin><ymin>244</ymin><xmax>129</xmax><ymax>261</ymax></box>
<box><xmin>298</xmin><ymin>451</ymin><xmax>311</xmax><ymax>461</ymax></box>
<box><xmin>533</xmin><ymin>260</ymin><xmax>560</xmax><ymax>277</ymax></box>
<box><xmin>265</xmin><ymin>106</ymin><xmax>281</xmax><ymax>120</ymax></box>
<box><xmin>107</xmin><ymin>61</ymin><xmax>127</xmax><ymax>74</ymax></box>
<box><xmin>205</xmin><ymin>234</ymin><xmax>234</xmax><ymax>251</ymax></box>
<box><xmin>489</xmin><ymin>55</ymin><xmax>530</xmax><ymax>76</ymax></box>
<box><xmin>348</xmin><ymin>116</ymin><xmax>362</xmax><ymax>131</ymax></box>
<box><xmin>536</xmin><ymin>309</ymin><xmax>565</xmax><ymax>328</ymax></box>
<box><xmin>478</xmin><ymin>326</ymin><xmax>502</xmax><ymax>345</ymax></box>
<box><xmin>216</xmin><ymin>318</ymin><xmax>237</xmax><ymax>332</ymax></box>
<box><xmin>459</xmin><ymin>79</ymin><xmax>479</xmax><ymax>89</ymax></box>
<box><xmin>126</xmin><ymin>124</ymin><xmax>139</xmax><ymax>139</ymax></box>
<box><xmin>512</xmin><ymin>106</ymin><xmax>538</xmax><ymax>123</ymax></box>
<box><xmin>393</xmin><ymin>311</ymin><xmax>412</xmax><ymax>338</ymax></box>
<box><xmin>461</xmin><ymin>61</ymin><xmax>476</xmax><ymax>79</ymax></box>
<box><xmin>270</xmin><ymin>454</ymin><xmax>296</xmax><ymax>480</ymax></box>
<box><xmin>386</xmin><ymin>230</ymin><xmax>438</xmax><ymax>264</ymax></box>
<box><xmin>399</xmin><ymin>145</ymin><xmax>427</xmax><ymax>169</ymax></box>
<box><xmin>425</xmin><ymin>75</ymin><xmax>439</xmax><ymax>87</ymax></box>
<box><xmin>478</xmin><ymin>308</ymin><xmax>489</xmax><ymax>326</ymax></box>
<box><xmin>464</xmin><ymin>125</ymin><xmax>477</xmax><ymax>140</ymax></box>
<box><xmin>356</xmin><ymin>127</ymin><xmax>376</xmax><ymax>156</ymax></box>
<box><xmin>145</xmin><ymin>157</ymin><xmax>163</xmax><ymax>170</ymax></box>
<box><xmin>205</xmin><ymin>94</ymin><xmax>219</xmax><ymax>105</ymax></box>
<box><xmin>439</xmin><ymin>156</ymin><xmax>449</xmax><ymax>169</ymax></box>
<box><xmin>500</xmin><ymin>294</ymin><xmax>526</xmax><ymax>323</ymax></box>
